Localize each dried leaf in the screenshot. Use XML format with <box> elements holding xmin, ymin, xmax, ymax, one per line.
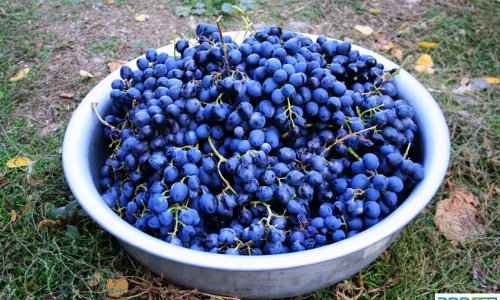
<box><xmin>107</xmin><ymin>0</ymin><xmax>114</xmax><ymax>3</ymax></box>
<box><xmin>6</xmin><ymin>156</ymin><xmax>31</xmax><ymax>168</ymax></box>
<box><xmin>134</xmin><ymin>14</ymin><xmax>149</xmax><ymax>22</ymax></box>
<box><xmin>87</xmin><ymin>272</ymin><xmax>102</xmax><ymax>287</ymax></box>
<box><xmin>434</xmin><ymin>184</ymin><xmax>486</xmax><ymax>242</ymax></box>
<box><xmin>59</xmin><ymin>92</ymin><xmax>74</xmax><ymax>99</ymax></box>
<box><xmin>79</xmin><ymin>70</ymin><xmax>94</xmax><ymax>78</ymax></box>
<box><xmin>460</xmin><ymin>77</ymin><xmax>470</xmax><ymax>86</ymax></box>
<box><xmin>368</xmin><ymin>7</ymin><xmax>381</xmax><ymax>14</ymax></box>
<box><xmin>398</xmin><ymin>22</ymin><xmax>410</xmax><ymax>34</ymax></box>
<box><xmin>37</xmin><ymin>219</ymin><xmax>61</xmax><ymax>230</ymax></box>
<box><xmin>414</xmin><ymin>54</ymin><xmax>434</xmax><ymax>74</ymax></box>
<box><xmin>106</xmin><ymin>277</ymin><xmax>129</xmax><ymax>298</ymax></box>
<box><xmin>22</xmin><ymin>198</ymin><xmax>32</xmax><ymax>215</ymax></box>
<box><xmin>9</xmin><ymin>68</ymin><xmax>30</xmax><ymax>82</ymax></box>
<box><xmin>107</xmin><ymin>60</ymin><xmax>128</xmax><ymax>72</ymax></box>
<box><xmin>418</xmin><ymin>41</ymin><xmax>438</xmax><ymax>49</ymax></box>
<box><xmin>354</xmin><ymin>25</ymin><xmax>374</xmax><ymax>36</ymax></box>
<box><xmin>391</xmin><ymin>48</ymin><xmax>403</xmax><ymax>61</ymax></box>
<box><xmin>483</xmin><ymin>77</ymin><xmax>500</xmax><ymax>84</ymax></box>
<box><xmin>10</xmin><ymin>210</ymin><xmax>17</xmax><ymax>222</ymax></box>
<box><xmin>453</xmin><ymin>78</ymin><xmax>491</xmax><ymax>94</ymax></box>
<box><xmin>35</xmin><ymin>42</ymin><xmax>43</xmax><ymax>49</ymax></box>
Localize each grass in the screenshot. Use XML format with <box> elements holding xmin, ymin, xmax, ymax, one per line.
<box><xmin>0</xmin><ymin>0</ymin><xmax>498</xmax><ymax>299</ymax></box>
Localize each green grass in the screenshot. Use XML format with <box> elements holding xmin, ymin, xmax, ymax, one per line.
<box><xmin>0</xmin><ymin>0</ymin><xmax>498</xmax><ymax>299</ymax></box>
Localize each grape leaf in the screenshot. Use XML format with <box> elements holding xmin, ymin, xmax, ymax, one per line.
<box><xmin>9</xmin><ymin>68</ymin><xmax>30</xmax><ymax>82</ymax></box>
<box><xmin>6</xmin><ymin>156</ymin><xmax>31</xmax><ymax>168</ymax></box>
<box><xmin>221</xmin><ymin>3</ymin><xmax>235</xmax><ymax>14</ymax></box>
<box><xmin>174</xmin><ymin>5</ymin><xmax>192</xmax><ymax>17</ymax></box>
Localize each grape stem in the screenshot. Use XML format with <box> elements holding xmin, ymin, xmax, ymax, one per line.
<box><xmin>320</xmin><ymin>125</ymin><xmax>377</xmax><ymax>156</ymax></box>
<box><xmin>208</xmin><ymin>136</ymin><xmax>226</xmax><ymax>162</ymax></box>
<box><xmin>91</xmin><ymin>102</ymin><xmax>117</xmax><ymax>131</ymax></box>
<box><xmin>208</xmin><ymin>137</ymin><xmax>236</xmax><ymax>194</ymax></box>
<box><xmin>347</xmin><ymin>147</ymin><xmax>362</xmax><ymax>161</ymax></box>
<box><xmin>216</xmin><ymin>17</ymin><xmax>231</xmax><ymax>76</ymax></box>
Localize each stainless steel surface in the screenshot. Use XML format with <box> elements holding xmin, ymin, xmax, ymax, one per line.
<box><xmin>62</xmin><ymin>32</ymin><xmax>450</xmax><ymax>299</ymax></box>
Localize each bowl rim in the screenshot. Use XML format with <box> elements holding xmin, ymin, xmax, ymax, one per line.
<box><xmin>63</xmin><ymin>31</ymin><xmax>450</xmax><ymax>271</ymax></box>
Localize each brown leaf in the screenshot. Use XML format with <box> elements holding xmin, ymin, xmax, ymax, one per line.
<box><xmin>106</xmin><ymin>277</ymin><xmax>129</xmax><ymax>298</ymax></box>
<box><xmin>107</xmin><ymin>60</ymin><xmax>128</xmax><ymax>72</ymax></box>
<box><xmin>37</xmin><ymin>219</ymin><xmax>61</xmax><ymax>230</ymax></box>
<box><xmin>434</xmin><ymin>184</ymin><xmax>486</xmax><ymax>242</ymax></box>
<box><xmin>35</xmin><ymin>42</ymin><xmax>43</xmax><ymax>49</ymax></box>
<box><xmin>6</xmin><ymin>156</ymin><xmax>31</xmax><ymax>168</ymax></box>
<box><xmin>59</xmin><ymin>92</ymin><xmax>74</xmax><ymax>99</ymax></box>
<box><xmin>368</xmin><ymin>8</ymin><xmax>381</xmax><ymax>14</ymax></box>
<box><xmin>460</xmin><ymin>76</ymin><xmax>470</xmax><ymax>86</ymax></box>
<box><xmin>390</xmin><ymin>48</ymin><xmax>403</xmax><ymax>61</ymax></box>
<box><xmin>354</xmin><ymin>25</ymin><xmax>374</xmax><ymax>36</ymax></box>
<box><xmin>10</xmin><ymin>210</ymin><xmax>17</xmax><ymax>222</ymax></box>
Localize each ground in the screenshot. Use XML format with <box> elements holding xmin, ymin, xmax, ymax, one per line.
<box><xmin>0</xmin><ymin>0</ymin><xmax>498</xmax><ymax>299</ymax></box>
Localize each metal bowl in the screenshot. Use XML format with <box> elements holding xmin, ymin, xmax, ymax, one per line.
<box><xmin>63</xmin><ymin>32</ymin><xmax>450</xmax><ymax>299</ymax></box>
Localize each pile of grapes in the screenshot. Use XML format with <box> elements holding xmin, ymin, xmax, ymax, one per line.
<box><xmin>97</xmin><ymin>23</ymin><xmax>424</xmax><ymax>255</ymax></box>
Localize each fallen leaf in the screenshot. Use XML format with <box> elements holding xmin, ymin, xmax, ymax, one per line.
<box><xmin>79</xmin><ymin>70</ymin><xmax>94</xmax><ymax>78</ymax></box>
<box><xmin>434</xmin><ymin>184</ymin><xmax>486</xmax><ymax>243</ymax></box>
<box><xmin>483</xmin><ymin>77</ymin><xmax>500</xmax><ymax>84</ymax></box>
<box><xmin>158</xmin><ymin>4</ymin><xmax>165</xmax><ymax>12</ymax></box>
<box><xmin>107</xmin><ymin>59</ymin><xmax>128</xmax><ymax>72</ymax></box>
<box><xmin>368</xmin><ymin>7</ymin><xmax>381</xmax><ymax>14</ymax></box>
<box><xmin>6</xmin><ymin>156</ymin><xmax>31</xmax><ymax>168</ymax></box>
<box><xmin>106</xmin><ymin>277</ymin><xmax>129</xmax><ymax>298</ymax></box>
<box><xmin>418</xmin><ymin>41</ymin><xmax>438</xmax><ymax>49</ymax></box>
<box><xmin>9</xmin><ymin>68</ymin><xmax>30</xmax><ymax>82</ymax></box>
<box><xmin>36</xmin><ymin>2</ymin><xmax>43</xmax><ymax>7</ymax></box>
<box><xmin>414</xmin><ymin>54</ymin><xmax>434</xmax><ymax>74</ymax></box>
<box><xmin>355</xmin><ymin>25</ymin><xmax>374</xmax><ymax>36</ymax></box>
<box><xmin>35</xmin><ymin>42</ymin><xmax>43</xmax><ymax>49</ymax></box>
<box><xmin>22</xmin><ymin>198</ymin><xmax>32</xmax><ymax>215</ymax></box>
<box><xmin>107</xmin><ymin>0</ymin><xmax>114</xmax><ymax>3</ymax></box>
<box><xmin>59</xmin><ymin>92</ymin><xmax>74</xmax><ymax>99</ymax></box>
<box><xmin>391</xmin><ymin>48</ymin><xmax>403</xmax><ymax>61</ymax></box>
<box><xmin>10</xmin><ymin>210</ymin><xmax>17</xmax><ymax>222</ymax></box>
<box><xmin>472</xmin><ymin>261</ymin><xmax>489</xmax><ymax>288</ymax></box>
<box><xmin>460</xmin><ymin>77</ymin><xmax>470</xmax><ymax>86</ymax></box>
<box><xmin>37</xmin><ymin>219</ymin><xmax>61</xmax><ymax>230</ymax></box>
<box><xmin>25</xmin><ymin>279</ymin><xmax>34</xmax><ymax>289</ymax></box>
<box><xmin>134</xmin><ymin>14</ymin><xmax>149</xmax><ymax>22</ymax></box>
<box><xmin>88</xmin><ymin>272</ymin><xmax>102</xmax><ymax>287</ymax></box>
<box><xmin>452</xmin><ymin>78</ymin><xmax>491</xmax><ymax>94</ymax></box>
<box><xmin>373</xmin><ymin>32</ymin><xmax>391</xmax><ymax>49</ymax></box>
<box><xmin>398</xmin><ymin>22</ymin><xmax>410</xmax><ymax>34</ymax></box>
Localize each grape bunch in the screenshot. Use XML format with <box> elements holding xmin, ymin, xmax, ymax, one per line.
<box><xmin>96</xmin><ymin>23</ymin><xmax>424</xmax><ymax>255</ymax></box>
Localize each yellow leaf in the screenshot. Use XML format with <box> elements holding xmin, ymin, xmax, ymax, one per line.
<box><xmin>484</xmin><ymin>77</ymin><xmax>500</xmax><ymax>84</ymax></box>
<box><xmin>369</xmin><ymin>8</ymin><xmax>381</xmax><ymax>14</ymax></box>
<box><xmin>418</xmin><ymin>41</ymin><xmax>439</xmax><ymax>49</ymax></box>
<box><xmin>399</xmin><ymin>22</ymin><xmax>410</xmax><ymax>34</ymax></box>
<box><xmin>106</xmin><ymin>277</ymin><xmax>129</xmax><ymax>298</ymax></box>
<box><xmin>107</xmin><ymin>0</ymin><xmax>114</xmax><ymax>3</ymax></box>
<box><xmin>87</xmin><ymin>272</ymin><xmax>102</xmax><ymax>287</ymax></box>
<box><xmin>10</xmin><ymin>210</ymin><xmax>17</xmax><ymax>222</ymax></box>
<box><xmin>79</xmin><ymin>70</ymin><xmax>94</xmax><ymax>78</ymax></box>
<box><xmin>414</xmin><ymin>65</ymin><xmax>435</xmax><ymax>74</ymax></box>
<box><xmin>6</xmin><ymin>156</ymin><xmax>31</xmax><ymax>168</ymax></box>
<box><xmin>107</xmin><ymin>60</ymin><xmax>128</xmax><ymax>72</ymax></box>
<box><xmin>9</xmin><ymin>68</ymin><xmax>30</xmax><ymax>82</ymax></box>
<box><xmin>36</xmin><ymin>2</ymin><xmax>43</xmax><ymax>7</ymax></box>
<box><xmin>415</xmin><ymin>54</ymin><xmax>434</xmax><ymax>67</ymax></box>
<box><xmin>134</xmin><ymin>14</ymin><xmax>149</xmax><ymax>22</ymax></box>
<box><xmin>354</xmin><ymin>25</ymin><xmax>374</xmax><ymax>36</ymax></box>
<box><xmin>391</xmin><ymin>48</ymin><xmax>403</xmax><ymax>61</ymax></box>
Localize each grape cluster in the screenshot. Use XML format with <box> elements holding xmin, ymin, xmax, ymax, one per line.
<box><xmin>97</xmin><ymin>23</ymin><xmax>424</xmax><ymax>255</ymax></box>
